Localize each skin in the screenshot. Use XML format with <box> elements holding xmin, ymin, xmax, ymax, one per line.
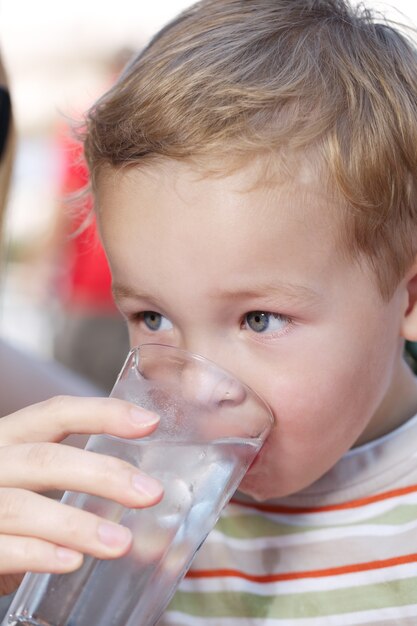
<box><xmin>96</xmin><ymin>157</ymin><xmax>417</xmax><ymax>502</ymax></box>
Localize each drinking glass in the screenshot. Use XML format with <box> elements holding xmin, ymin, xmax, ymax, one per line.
<box><xmin>4</xmin><ymin>343</ymin><xmax>274</xmax><ymax>626</ymax></box>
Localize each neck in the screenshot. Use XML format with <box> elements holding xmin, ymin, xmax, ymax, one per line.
<box><xmin>355</xmin><ymin>358</ymin><xmax>417</xmax><ymax>447</ymax></box>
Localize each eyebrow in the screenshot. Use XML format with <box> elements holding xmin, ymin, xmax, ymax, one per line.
<box><xmin>113</xmin><ymin>281</ymin><xmax>322</xmax><ymax>307</ymax></box>
<box><xmin>112</xmin><ymin>283</ymin><xmax>151</xmax><ymax>300</ymax></box>
<box><xmin>210</xmin><ymin>282</ymin><xmax>322</xmax><ymax>306</ymax></box>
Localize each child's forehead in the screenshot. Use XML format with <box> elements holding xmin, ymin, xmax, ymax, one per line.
<box><xmin>97</xmin><ymin>152</ymin><xmax>346</xmax><ymax>257</ymax></box>
<box><xmin>98</xmin><ymin>154</ymin><xmax>382</xmax><ymax>315</ymax></box>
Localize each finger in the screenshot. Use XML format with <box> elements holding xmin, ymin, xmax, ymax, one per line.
<box><xmin>0</xmin><ymin>444</ymin><xmax>163</xmax><ymax>507</ymax></box>
<box><xmin>0</xmin><ymin>535</ymin><xmax>83</xmax><ymax>575</ymax></box>
<box><xmin>0</xmin><ymin>489</ymin><xmax>134</xmax><ymax>561</ymax></box>
<box><xmin>0</xmin><ymin>395</ymin><xmax>159</xmax><ymax>445</ymax></box>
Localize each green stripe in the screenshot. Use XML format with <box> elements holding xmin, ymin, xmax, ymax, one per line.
<box><xmin>167</xmin><ymin>576</ymin><xmax>417</xmax><ymax>619</ymax></box>
<box><xmin>216</xmin><ymin>504</ymin><xmax>417</xmax><ymax>539</ymax></box>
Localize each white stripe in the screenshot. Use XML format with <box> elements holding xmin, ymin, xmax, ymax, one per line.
<box><xmin>207</xmin><ymin>516</ymin><xmax>417</xmax><ymax>549</ymax></box>
<box><xmin>225</xmin><ymin>492</ymin><xmax>417</xmax><ymax>526</ymax></box>
<box><xmin>163</xmin><ymin>604</ymin><xmax>417</xmax><ymax>626</ymax></box>
<box><xmin>181</xmin><ymin>560</ymin><xmax>417</xmax><ymax>594</ymax></box>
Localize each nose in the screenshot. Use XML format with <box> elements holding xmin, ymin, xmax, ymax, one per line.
<box><xmin>179</xmin><ymin>355</ymin><xmax>272</xmax><ymax>442</ymax></box>
<box><xmin>132</xmin><ymin>343</ymin><xmax>273</xmax><ymax>442</ymax></box>
<box><xmin>180</xmin><ymin>359</ymin><xmax>247</xmax><ymax>409</ymax></box>
<box><xmin>179</xmin><ymin>336</ymin><xmax>247</xmax><ymax>391</ymax></box>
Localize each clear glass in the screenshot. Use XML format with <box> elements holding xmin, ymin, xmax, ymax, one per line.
<box><xmin>4</xmin><ymin>343</ymin><xmax>274</xmax><ymax>626</ymax></box>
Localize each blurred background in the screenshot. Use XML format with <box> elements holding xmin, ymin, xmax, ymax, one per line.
<box><xmin>0</xmin><ymin>0</ymin><xmax>196</xmax><ymax>391</ymax></box>
<box><xmin>0</xmin><ymin>0</ymin><xmax>416</xmax><ymax>391</ymax></box>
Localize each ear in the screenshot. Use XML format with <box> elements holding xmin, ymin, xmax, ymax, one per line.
<box><xmin>401</xmin><ymin>259</ymin><xmax>417</xmax><ymax>341</ymax></box>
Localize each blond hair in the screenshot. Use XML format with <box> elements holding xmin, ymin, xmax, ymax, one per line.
<box><xmin>84</xmin><ymin>0</ymin><xmax>417</xmax><ymax>299</ymax></box>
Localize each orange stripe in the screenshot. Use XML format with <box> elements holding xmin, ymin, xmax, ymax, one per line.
<box><xmin>186</xmin><ymin>553</ymin><xmax>417</xmax><ymax>583</ymax></box>
<box><xmin>231</xmin><ymin>484</ymin><xmax>417</xmax><ymax>514</ymax></box>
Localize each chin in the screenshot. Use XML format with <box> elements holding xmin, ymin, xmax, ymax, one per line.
<box><xmin>238</xmin><ymin>469</ymin><xmax>282</xmax><ymax>502</ymax></box>
<box><xmin>237</xmin><ymin>443</ymin><xmax>283</xmax><ymax>501</ymax></box>
<box><xmin>238</xmin><ymin>457</ymin><xmax>313</xmax><ymax>502</ymax></box>
<box><xmin>238</xmin><ymin>484</ymin><xmax>283</xmax><ymax>502</ymax></box>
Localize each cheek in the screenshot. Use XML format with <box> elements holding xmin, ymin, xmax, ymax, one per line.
<box><xmin>265</xmin><ymin>351</ymin><xmax>388</xmax><ymax>443</ymax></box>
<box><xmin>260</xmin><ymin>311</ymin><xmax>399</xmax><ymax>439</ymax></box>
<box><xmin>239</xmin><ymin>339</ymin><xmax>396</xmax><ymax>499</ymax></box>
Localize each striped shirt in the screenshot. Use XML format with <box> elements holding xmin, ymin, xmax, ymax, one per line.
<box><xmin>158</xmin><ymin>412</ymin><xmax>417</xmax><ymax>625</ymax></box>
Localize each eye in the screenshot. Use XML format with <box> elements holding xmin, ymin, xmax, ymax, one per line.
<box><xmin>142</xmin><ymin>311</ymin><xmax>173</xmax><ymax>331</ymax></box>
<box><xmin>244</xmin><ymin>311</ymin><xmax>289</xmax><ymax>334</ymax></box>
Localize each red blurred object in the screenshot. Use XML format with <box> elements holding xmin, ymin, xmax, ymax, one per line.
<box><xmin>55</xmin><ymin>130</ymin><xmax>116</xmax><ymax>313</ymax></box>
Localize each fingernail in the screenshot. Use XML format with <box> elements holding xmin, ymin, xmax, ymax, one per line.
<box><xmin>56</xmin><ymin>547</ymin><xmax>82</xmax><ymax>565</ymax></box>
<box><xmin>132</xmin><ymin>473</ymin><xmax>163</xmax><ymax>499</ymax></box>
<box><xmin>98</xmin><ymin>523</ymin><xmax>132</xmax><ymax>548</ymax></box>
<box><xmin>129</xmin><ymin>407</ymin><xmax>160</xmax><ymax>427</ymax></box>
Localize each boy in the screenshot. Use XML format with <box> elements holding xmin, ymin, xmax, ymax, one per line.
<box><xmin>81</xmin><ymin>0</ymin><xmax>417</xmax><ymax>623</ymax></box>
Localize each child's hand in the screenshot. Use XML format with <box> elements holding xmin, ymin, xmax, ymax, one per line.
<box><xmin>0</xmin><ymin>396</ymin><xmax>162</xmax><ymax>595</ymax></box>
